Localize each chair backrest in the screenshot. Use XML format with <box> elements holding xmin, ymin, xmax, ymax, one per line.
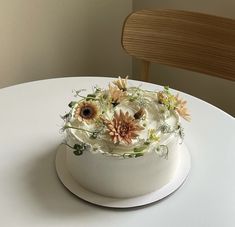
<box><xmin>121</xmin><ymin>9</ymin><xmax>235</xmax><ymax>82</ymax></box>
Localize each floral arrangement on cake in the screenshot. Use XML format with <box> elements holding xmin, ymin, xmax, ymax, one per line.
<box><xmin>62</xmin><ymin>76</ymin><xmax>190</xmax><ymax>158</ymax></box>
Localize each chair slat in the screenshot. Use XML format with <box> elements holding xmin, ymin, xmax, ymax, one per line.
<box><xmin>122</xmin><ymin>9</ymin><xmax>235</xmax><ymax>81</ymax></box>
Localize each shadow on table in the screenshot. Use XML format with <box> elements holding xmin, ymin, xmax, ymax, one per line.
<box><xmin>25</xmin><ymin>144</ymin><xmax>96</xmax><ymax>217</ymax></box>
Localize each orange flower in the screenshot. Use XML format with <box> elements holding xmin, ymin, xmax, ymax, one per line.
<box><xmin>103</xmin><ymin>110</ymin><xmax>144</xmax><ymax>144</ymax></box>
<box><xmin>108</xmin><ymin>84</ymin><xmax>123</xmax><ymax>105</ymax></box>
<box><xmin>113</xmin><ymin>76</ymin><xmax>128</xmax><ymax>91</ymax></box>
<box><xmin>175</xmin><ymin>94</ymin><xmax>191</xmax><ymax>121</ymax></box>
<box><xmin>74</xmin><ymin>101</ymin><xmax>99</xmax><ymax>122</ymax></box>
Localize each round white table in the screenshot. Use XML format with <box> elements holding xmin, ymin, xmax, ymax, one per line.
<box><xmin>0</xmin><ymin>77</ymin><xmax>234</xmax><ymax>227</ymax></box>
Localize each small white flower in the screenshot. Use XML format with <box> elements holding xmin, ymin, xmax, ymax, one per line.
<box><xmin>91</xmin><ymin>144</ymin><xmax>101</xmax><ymax>154</ymax></box>
<box><xmin>155</xmin><ymin>145</ymin><xmax>168</xmax><ymax>159</ymax></box>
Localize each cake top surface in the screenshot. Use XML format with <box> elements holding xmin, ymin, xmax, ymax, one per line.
<box><xmin>62</xmin><ymin>76</ymin><xmax>190</xmax><ymax>158</ymax></box>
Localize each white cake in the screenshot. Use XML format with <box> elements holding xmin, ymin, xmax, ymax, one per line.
<box><xmin>62</xmin><ymin>77</ymin><xmax>190</xmax><ymax>198</ymax></box>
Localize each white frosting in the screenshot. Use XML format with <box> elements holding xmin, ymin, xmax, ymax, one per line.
<box><xmin>65</xmin><ymin>87</ymin><xmax>182</xmax><ymax>198</ymax></box>
<box><xmin>66</xmin><ymin>136</ymin><xmax>180</xmax><ymax>198</ymax></box>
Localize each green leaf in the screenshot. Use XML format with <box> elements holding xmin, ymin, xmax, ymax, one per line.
<box><xmin>133</xmin><ymin>146</ymin><xmax>146</xmax><ymax>153</ymax></box>
<box><xmin>68</xmin><ymin>101</ymin><xmax>77</xmax><ymax>108</ymax></box>
<box><xmin>90</xmin><ymin>132</ymin><xmax>98</xmax><ymax>139</ymax></box>
<box><xmin>73</xmin><ymin>150</ymin><xmax>83</xmax><ymax>155</ymax></box>
<box><xmin>164</xmin><ymin>86</ymin><xmax>170</xmax><ymax>91</ymax></box>
<box><xmin>87</xmin><ymin>94</ymin><xmax>96</xmax><ymax>98</ymax></box>
<box><xmin>135</xmin><ymin>153</ymin><xmax>144</xmax><ymax>157</ymax></box>
<box><xmin>61</xmin><ymin>113</ymin><xmax>70</xmax><ymax>120</ymax></box>
<box><xmin>72</xmin><ymin>143</ymin><xmax>87</xmax><ymax>156</ymax></box>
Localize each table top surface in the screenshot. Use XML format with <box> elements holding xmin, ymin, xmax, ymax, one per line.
<box><xmin>0</xmin><ymin>77</ymin><xmax>234</xmax><ymax>227</ymax></box>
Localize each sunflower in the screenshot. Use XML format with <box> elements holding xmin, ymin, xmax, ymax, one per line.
<box><xmin>74</xmin><ymin>101</ymin><xmax>99</xmax><ymax>122</ymax></box>
<box><xmin>113</xmin><ymin>76</ymin><xmax>128</xmax><ymax>91</ymax></box>
<box><xmin>103</xmin><ymin>110</ymin><xmax>144</xmax><ymax>144</ymax></box>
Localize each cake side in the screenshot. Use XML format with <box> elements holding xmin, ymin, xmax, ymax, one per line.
<box><xmin>66</xmin><ymin>134</ymin><xmax>180</xmax><ymax>198</ymax></box>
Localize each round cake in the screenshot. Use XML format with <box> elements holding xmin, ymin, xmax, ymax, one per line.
<box><xmin>62</xmin><ymin>77</ymin><xmax>190</xmax><ymax>198</ymax></box>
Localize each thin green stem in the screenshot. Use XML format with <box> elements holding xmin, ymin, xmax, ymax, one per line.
<box><xmin>63</xmin><ymin>125</ymin><xmax>103</xmax><ymax>134</ymax></box>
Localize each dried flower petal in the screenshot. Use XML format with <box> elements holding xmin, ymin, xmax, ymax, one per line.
<box><xmin>175</xmin><ymin>94</ymin><xmax>191</xmax><ymax>121</ymax></box>
<box><xmin>113</xmin><ymin>76</ymin><xmax>128</xmax><ymax>91</ymax></box>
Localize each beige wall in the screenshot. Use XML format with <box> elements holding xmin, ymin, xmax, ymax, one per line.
<box><xmin>0</xmin><ymin>0</ymin><xmax>132</xmax><ymax>88</ymax></box>
<box><xmin>133</xmin><ymin>0</ymin><xmax>235</xmax><ymax>116</ymax></box>
<box><xmin>0</xmin><ymin>0</ymin><xmax>234</xmax><ymax>115</ymax></box>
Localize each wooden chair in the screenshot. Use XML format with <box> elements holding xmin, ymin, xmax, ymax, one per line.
<box><xmin>121</xmin><ymin>9</ymin><xmax>235</xmax><ymax>82</ymax></box>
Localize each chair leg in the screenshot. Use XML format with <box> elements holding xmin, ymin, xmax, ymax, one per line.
<box><xmin>140</xmin><ymin>60</ymin><xmax>150</xmax><ymax>82</ymax></box>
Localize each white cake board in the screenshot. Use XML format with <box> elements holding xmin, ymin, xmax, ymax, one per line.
<box><xmin>55</xmin><ymin>144</ymin><xmax>191</xmax><ymax>208</ymax></box>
